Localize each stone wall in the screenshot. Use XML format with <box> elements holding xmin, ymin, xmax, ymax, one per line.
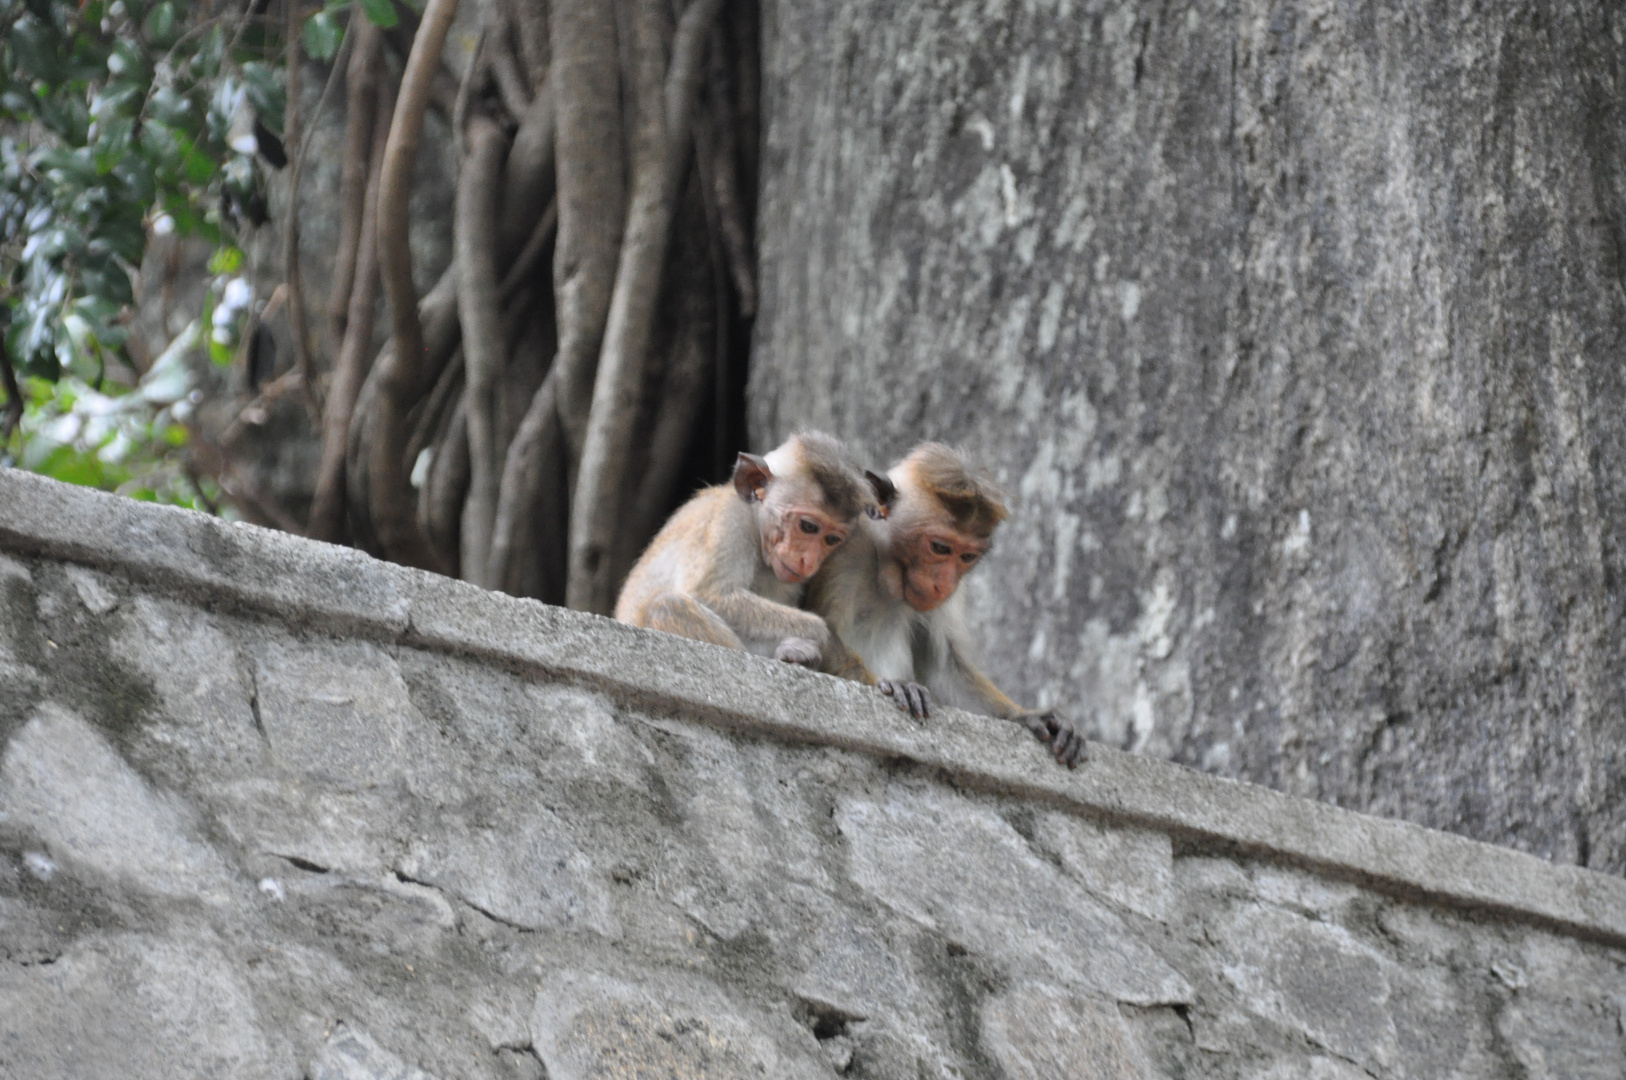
<box><xmin>747</xmin><ymin>0</ymin><xmax>1626</xmax><ymax>874</ymax></box>
<box><xmin>1</xmin><ymin>469</ymin><xmax>1624</xmax><ymax>1079</ymax></box>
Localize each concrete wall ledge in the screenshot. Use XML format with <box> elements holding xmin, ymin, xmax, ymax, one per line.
<box><xmin>3</xmin><ymin>465</ymin><xmax>1624</xmax><ymax>950</ymax></box>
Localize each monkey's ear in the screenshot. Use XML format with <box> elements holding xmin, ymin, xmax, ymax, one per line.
<box><xmin>865</xmin><ymin>470</ymin><xmax>896</xmax><ymax>519</ymax></box>
<box><xmin>733</xmin><ymin>452</ymin><xmax>773</xmax><ymax>503</ymax></box>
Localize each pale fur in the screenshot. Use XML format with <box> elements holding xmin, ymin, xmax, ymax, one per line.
<box><xmin>614</xmin><ymin>485</ymin><xmax>817</xmax><ymax>657</ymax></box>
<box><xmin>805</xmin><ymin>509</ymin><xmax>1023</xmax><ymax>717</ymax></box>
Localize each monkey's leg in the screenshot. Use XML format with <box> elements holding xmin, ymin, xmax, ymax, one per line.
<box><xmin>818</xmin><ymin>631</ymin><xmax>879</xmax><ymax>685</ymax></box>
<box><xmin>645</xmin><ymin>593</ymin><xmax>747</xmax><ymax>650</ymax></box>
<box><xmin>817</xmin><ymin>634</ymin><xmax>929</xmax><ymax>720</ymax></box>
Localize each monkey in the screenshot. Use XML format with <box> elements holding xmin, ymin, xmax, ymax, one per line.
<box><xmin>615</xmin><ymin>431</ymin><xmax>885</xmax><ymax>669</ymax></box>
<box><xmin>806</xmin><ymin>442</ymin><xmax>1087</xmax><ymax>768</ymax></box>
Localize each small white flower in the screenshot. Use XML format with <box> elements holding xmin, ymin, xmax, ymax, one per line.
<box><xmin>222</xmin><ymin>277</ymin><xmax>254</xmax><ymax>310</ymax></box>
<box><xmin>212</xmin><ymin>326</ymin><xmax>233</xmax><ymax>345</ymax></box>
<box><xmin>152</xmin><ymin>214</ymin><xmax>176</xmax><ymax>237</ymax></box>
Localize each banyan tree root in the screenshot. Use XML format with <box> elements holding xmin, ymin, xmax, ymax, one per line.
<box><xmin>294</xmin><ymin>0</ymin><xmax>758</xmax><ymax>612</ymax></box>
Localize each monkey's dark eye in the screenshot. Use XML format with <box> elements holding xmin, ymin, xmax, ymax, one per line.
<box><xmin>799</xmin><ymin>519</ymin><xmax>820</xmax><ymax>535</ymax></box>
<box><xmin>930</xmin><ymin>540</ymin><xmax>952</xmax><ymax>556</ymax></box>
<box><xmin>961</xmin><ymin>552</ymin><xmax>979</xmax><ymax>564</ymax></box>
<box><xmin>825</xmin><ymin>534</ymin><xmax>843</xmax><ymax>547</ymax></box>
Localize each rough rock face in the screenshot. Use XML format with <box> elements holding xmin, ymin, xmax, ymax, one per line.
<box><xmin>3</xmin><ymin>472</ymin><xmax>1626</xmax><ymax>1078</ymax></box>
<box><xmin>749</xmin><ymin>0</ymin><xmax>1626</xmax><ymax>872</ymax></box>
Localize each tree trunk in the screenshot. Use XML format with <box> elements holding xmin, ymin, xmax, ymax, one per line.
<box><xmin>750</xmin><ymin>0</ymin><xmax>1626</xmax><ymax>873</ymax></box>
<box><xmin>567</xmin><ymin>0</ymin><xmax>726</xmax><ymax>613</ymax></box>
<box><xmin>549</xmin><ymin>0</ymin><xmax>627</xmax><ymax>470</ymax></box>
<box><xmin>455</xmin><ymin>114</ymin><xmax>511</xmax><ymax>587</ymax></box>
<box><xmin>372</xmin><ymin>0</ymin><xmax>461</xmax><ymax>574</ymax></box>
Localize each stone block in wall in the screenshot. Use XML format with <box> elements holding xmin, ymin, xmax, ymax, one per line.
<box><xmin>838</xmin><ymin>785</ymin><xmax>1192</xmax><ymax>1006</ymax></box>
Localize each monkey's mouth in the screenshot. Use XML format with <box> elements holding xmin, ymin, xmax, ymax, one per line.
<box><xmin>772</xmin><ymin>560</ymin><xmax>811</xmax><ymax>585</ymax></box>
<box><xmin>901</xmin><ymin>578</ymin><xmax>947</xmax><ymax>612</ymax></box>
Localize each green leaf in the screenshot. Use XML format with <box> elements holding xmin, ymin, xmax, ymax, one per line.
<box><xmin>360</xmin><ymin>0</ymin><xmax>397</xmax><ymax>29</ymax></box>
<box><xmin>93</xmin><ymin>115</ymin><xmax>134</xmax><ymax>172</ymax></box>
<box><xmin>143</xmin><ymin>1</ymin><xmax>179</xmax><ymax>48</ymax></box>
<box><xmin>180</xmin><ymin>142</ymin><xmax>215</xmax><ymax>184</ymax></box>
<box><xmin>207</xmin><ymin>245</ymin><xmax>243</xmax><ymax>274</ymax></box>
<box><xmin>89</xmin><ymin>81</ymin><xmax>143</xmax><ymax>123</ymax></box>
<box><xmin>147</xmin><ymin>86</ymin><xmax>193</xmax><ymax>128</ymax></box>
<box><xmin>159</xmin><ymin>191</ymin><xmax>221</xmax><ymax>243</ymax></box>
<box><xmin>10</xmin><ymin>306</ymin><xmax>58</xmax><ymax>374</ymax></box>
<box><xmin>240</xmin><ymin>63</ymin><xmax>284</xmax><ymax>134</ymax></box>
<box><xmin>194</xmin><ymin>25</ymin><xmax>226</xmax><ymax>78</ymax></box>
<box><xmin>33</xmin><ymin>444</ymin><xmax>112</xmax><ymax>488</ymax></box>
<box><xmin>79</xmin><ymin>262</ymin><xmax>135</xmax><ymax>307</ymax></box>
<box><xmin>139</xmin><ymin>118</ymin><xmax>187</xmax><ymax>168</ymax></box>
<box><xmin>106</xmin><ymin>40</ymin><xmax>147</xmax><ymax>83</ymax></box>
<box><xmin>11</xmin><ymin>17</ymin><xmax>65</xmax><ymax>85</ymax></box>
<box><xmin>303</xmin><ymin>10</ymin><xmax>344</xmax><ymax>60</ymax></box>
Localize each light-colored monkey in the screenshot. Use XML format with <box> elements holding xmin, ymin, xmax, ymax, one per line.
<box><xmin>807</xmin><ymin>442</ymin><xmax>1086</xmax><ymax>767</ymax></box>
<box><xmin>615</xmin><ymin>431</ymin><xmax>883</xmax><ymax>667</ymax></box>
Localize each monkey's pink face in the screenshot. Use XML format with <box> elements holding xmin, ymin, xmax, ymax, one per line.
<box><xmin>764</xmin><ymin>505</ymin><xmax>851</xmax><ymax>584</ymax></box>
<box><xmin>890</xmin><ymin>528</ymin><xmax>987</xmax><ymax>612</ymax></box>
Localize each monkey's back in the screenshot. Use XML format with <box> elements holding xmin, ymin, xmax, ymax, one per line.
<box><xmin>614</xmin><ymin>485</ymin><xmax>749</xmax><ymax>625</ymax></box>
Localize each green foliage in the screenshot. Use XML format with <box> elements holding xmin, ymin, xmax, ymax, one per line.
<box><xmin>358</xmin><ymin>0</ymin><xmax>397</xmax><ymax>29</ymax></box>
<box><xmin>303</xmin><ymin>10</ymin><xmax>345</xmax><ymax>62</ymax></box>
<box><xmin>0</xmin><ymin>0</ymin><xmax>363</xmax><ymax>505</ymax></box>
<box><xmin>8</xmin><ymin>321</ymin><xmax>216</xmax><ymax>509</ymax></box>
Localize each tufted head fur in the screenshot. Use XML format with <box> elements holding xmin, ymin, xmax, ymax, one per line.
<box><xmin>892</xmin><ymin>443</ymin><xmax>1009</xmax><ymax>538</ymax></box>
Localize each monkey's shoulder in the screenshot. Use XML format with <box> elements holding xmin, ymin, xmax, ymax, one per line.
<box><xmin>805</xmin><ymin>525</ymin><xmax>882</xmax><ymax>610</ymax></box>
<box><xmin>642</xmin><ymin>485</ymin><xmax>741</xmax><ymax>550</ymax></box>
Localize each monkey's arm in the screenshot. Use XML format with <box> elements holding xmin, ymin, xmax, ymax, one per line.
<box><xmin>818</xmin><ymin>630</ymin><xmax>878</xmax><ymax>684</ymax></box>
<box><xmin>701</xmin><ymin>587</ymin><xmax>833</xmax><ymax>664</ymax></box>
<box><xmin>814</xmin><ymin>631</ymin><xmax>935</xmax><ymax>721</ymax></box>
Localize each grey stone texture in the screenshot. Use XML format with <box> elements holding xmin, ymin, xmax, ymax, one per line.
<box><xmin>749</xmin><ymin>0</ymin><xmax>1626</xmax><ymax>875</ymax></box>
<box><xmin>3</xmin><ymin>470</ymin><xmax>1626</xmax><ymax>1078</ymax></box>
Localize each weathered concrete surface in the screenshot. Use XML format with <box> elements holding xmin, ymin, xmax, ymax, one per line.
<box><xmin>3</xmin><ymin>471</ymin><xmax>1626</xmax><ymax>1079</ymax></box>
<box><xmin>750</xmin><ymin>0</ymin><xmax>1626</xmax><ymax>874</ymax></box>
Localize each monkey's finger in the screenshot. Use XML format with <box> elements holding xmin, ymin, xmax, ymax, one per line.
<box><xmin>901</xmin><ymin>683</ymin><xmax>927</xmax><ymax>721</ymax></box>
<box><xmin>1043</xmin><ymin>714</ymin><xmax>1079</xmax><ymax>758</ymax></box>
<box><xmin>877</xmin><ymin>681</ymin><xmax>912</xmax><ymax>716</ymax></box>
<box><xmin>909</xmin><ymin>683</ymin><xmax>932</xmax><ymax>720</ymax></box>
<box><xmin>1054</xmin><ymin>727</ymin><xmax>1084</xmax><ymax>768</ymax></box>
